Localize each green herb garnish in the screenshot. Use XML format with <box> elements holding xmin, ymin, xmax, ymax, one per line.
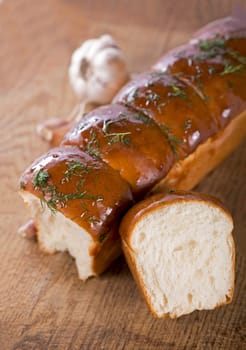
<box><xmin>102</xmin><ymin>119</ymin><xmax>119</xmax><ymax>135</ymax></box>
<box><xmin>168</xmin><ymin>135</ymin><xmax>183</xmax><ymax>157</ymax></box>
<box><xmin>32</xmin><ymin>167</ymin><xmax>102</xmax><ymax>215</ymax></box>
<box><xmin>226</xmin><ymin>49</ymin><xmax>246</xmax><ymax>65</ymax></box>
<box><xmin>109</xmin><ymin>133</ymin><xmax>131</xmax><ymax>145</ymax></box>
<box><xmin>199</xmin><ymin>38</ymin><xmax>225</xmax><ymax>51</ymax></box>
<box><xmin>98</xmin><ymin>228</ymin><xmax>110</xmax><ymax>244</ymax></box>
<box><xmin>62</xmin><ymin>161</ymin><xmax>91</xmax><ymax>183</ymax></box>
<box><xmin>193</xmin><ymin>38</ymin><xmax>225</xmax><ymax>61</ymax></box>
<box><xmin>220</xmin><ymin>63</ymin><xmax>244</xmax><ymax>75</ymax></box>
<box><xmin>62</xmin><ymin>191</ymin><xmax>102</xmax><ymax>202</ymax></box>
<box><xmin>86</xmin><ymin>129</ymin><xmax>101</xmax><ymax>158</ymax></box>
<box><xmin>33</xmin><ymin>170</ymin><xmax>57</xmax><ymax>213</ymax></box>
<box><xmin>191</xmin><ymin>74</ymin><xmax>211</xmax><ymax>102</ymax></box>
<box><xmin>102</xmin><ymin>119</ymin><xmax>131</xmax><ymax>145</ymax></box>
<box><xmin>168</xmin><ymin>84</ymin><xmax>188</xmax><ymax>101</ymax></box>
<box><xmin>133</xmin><ymin>112</ymin><xmax>152</xmax><ymax>125</ymax></box>
<box><xmin>195</xmin><ymin>38</ymin><xmax>246</xmax><ymax>77</ymax></box>
<box><xmin>118</xmin><ymin>111</ymin><xmax>151</xmax><ymax>125</ymax></box>
<box><xmin>127</xmin><ymin>84</ymin><xmax>162</xmax><ymax>107</ymax></box>
<box><xmin>86</xmin><ymin>216</ymin><xmax>100</xmax><ymax>224</ymax></box>
<box><xmin>160</xmin><ymin>124</ymin><xmax>182</xmax><ymax>159</ymax></box>
<box><xmin>33</xmin><ymin>169</ymin><xmax>50</xmax><ymax>189</ymax></box>
<box><xmin>196</xmin><ymin>38</ymin><xmax>246</xmax><ymax>70</ymax></box>
<box><xmin>46</xmin><ymin>199</ymin><xmax>57</xmax><ymax>214</ymax></box>
<box><xmin>127</xmin><ymin>87</ymin><xmax>139</xmax><ymax>103</ymax></box>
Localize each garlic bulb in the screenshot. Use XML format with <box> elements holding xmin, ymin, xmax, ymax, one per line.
<box><xmin>69</xmin><ymin>34</ymin><xmax>129</xmax><ymax>104</ymax></box>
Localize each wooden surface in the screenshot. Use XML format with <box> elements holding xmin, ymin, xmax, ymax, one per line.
<box><xmin>0</xmin><ymin>0</ymin><xmax>245</xmax><ymax>349</ymax></box>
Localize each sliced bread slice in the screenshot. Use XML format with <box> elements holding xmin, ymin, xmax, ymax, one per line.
<box><xmin>120</xmin><ymin>191</ymin><xmax>235</xmax><ymax>318</ymax></box>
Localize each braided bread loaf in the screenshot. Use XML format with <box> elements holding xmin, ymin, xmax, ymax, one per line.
<box><xmin>19</xmin><ymin>15</ymin><xmax>246</xmax><ymax>280</ymax></box>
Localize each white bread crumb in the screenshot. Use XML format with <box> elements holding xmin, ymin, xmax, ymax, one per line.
<box><xmin>123</xmin><ymin>200</ymin><xmax>234</xmax><ymax>318</ymax></box>
<box><xmin>21</xmin><ymin>192</ymin><xmax>95</xmax><ymax>280</ymax></box>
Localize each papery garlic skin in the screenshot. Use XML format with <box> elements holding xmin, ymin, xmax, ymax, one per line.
<box><xmin>69</xmin><ymin>34</ymin><xmax>129</xmax><ymax>104</ymax></box>
<box><xmin>18</xmin><ymin>219</ymin><xmax>37</xmax><ymax>240</ymax></box>
<box><xmin>36</xmin><ymin>103</ymin><xmax>96</xmax><ymax>144</ymax></box>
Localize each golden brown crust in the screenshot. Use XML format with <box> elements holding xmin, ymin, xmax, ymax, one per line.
<box><xmin>221</xmin><ymin>231</ymin><xmax>235</xmax><ymax>306</ymax></box>
<box><xmin>19</xmin><ymin>17</ymin><xmax>244</xmax><ymax>281</ymax></box>
<box><xmin>114</xmin><ymin>35</ymin><xmax>246</xmax><ymax>190</ymax></box>
<box><xmin>19</xmin><ymin>145</ymin><xmax>134</xmax><ymax>257</ymax></box>
<box><xmin>92</xmin><ymin>221</ymin><xmax>122</xmax><ymax>275</ymax></box>
<box><xmin>120</xmin><ymin>190</ymin><xmax>235</xmax><ymax>318</ymax></box>
<box><xmin>113</xmin><ymin>71</ymin><xmax>218</xmax><ymax>160</ymax></box>
<box><xmin>153</xmin><ymin>38</ymin><xmax>246</xmax><ymax>128</ymax></box>
<box><xmin>62</xmin><ymin>104</ymin><xmax>174</xmax><ymax>198</ymax></box>
<box><xmin>191</xmin><ymin>16</ymin><xmax>246</xmax><ymax>43</ymax></box>
<box><xmin>151</xmin><ymin>109</ymin><xmax>246</xmax><ymax>192</ymax></box>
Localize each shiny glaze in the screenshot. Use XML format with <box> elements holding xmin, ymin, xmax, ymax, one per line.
<box><xmin>20</xmin><ymin>19</ymin><xmax>246</xmax><ymax>260</ymax></box>
<box><xmin>63</xmin><ymin>104</ymin><xmax>174</xmax><ymax>197</ymax></box>
<box><xmin>114</xmin><ymin>71</ymin><xmax>218</xmax><ymax>159</ymax></box>
<box><xmin>153</xmin><ymin>37</ymin><xmax>246</xmax><ymax>129</ymax></box>
<box><xmin>119</xmin><ymin>190</ymin><xmax>232</xmax><ymax>244</ymax></box>
<box><xmin>191</xmin><ymin>16</ymin><xmax>246</xmax><ymax>43</ymax></box>
<box><xmin>227</xmin><ymin>37</ymin><xmax>246</xmax><ymax>56</ymax></box>
<box><xmin>20</xmin><ymin>146</ymin><xmax>133</xmax><ymax>247</ymax></box>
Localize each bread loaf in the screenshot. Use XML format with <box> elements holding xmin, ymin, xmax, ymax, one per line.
<box><xmin>119</xmin><ymin>191</ymin><xmax>235</xmax><ymax>318</ymax></box>
<box><xmin>19</xmin><ymin>146</ymin><xmax>133</xmax><ymax>279</ymax></box>
<box><xmin>19</xmin><ymin>15</ymin><xmax>245</xmax><ymax>280</ymax></box>
<box><xmin>114</xmin><ymin>28</ymin><xmax>246</xmax><ymax>191</ymax></box>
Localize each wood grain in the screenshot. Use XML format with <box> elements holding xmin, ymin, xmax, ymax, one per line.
<box><xmin>0</xmin><ymin>0</ymin><xmax>245</xmax><ymax>349</ymax></box>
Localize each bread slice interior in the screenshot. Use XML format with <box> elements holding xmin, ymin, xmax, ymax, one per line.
<box><xmin>125</xmin><ymin>200</ymin><xmax>234</xmax><ymax>318</ymax></box>
<box><xmin>21</xmin><ymin>191</ymin><xmax>95</xmax><ymax>280</ymax></box>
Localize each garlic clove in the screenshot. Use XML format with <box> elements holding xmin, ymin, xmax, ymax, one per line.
<box><xmin>36</xmin><ymin>118</ymin><xmax>68</xmax><ymax>141</ymax></box>
<box><xmin>36</xmin><ymin>103</ymin><xmax>96</xmax><ymax>145</ymax></box>
<box><xmin>68</xmin><ymin>34</ymin><xmax>129</xmax><ymax>104</ymax></box>
<box><xmin>73</xmin><ymin>39</ymin><xmax>97</xmax><ymax>60</ymax></box>
<box><xmin>87</xmin><ymin>34</ymin><xmax>118</xmax><ymax>58</ymax></box>
<box><xmin>93</xmin><ymin>47</ymin><xmax>125</xmax><ymax>67</ymax></box>
<box><xmin>18</xmin><ymin>219</ymin><xmax>37</xmax><ymax>240</ymax></box>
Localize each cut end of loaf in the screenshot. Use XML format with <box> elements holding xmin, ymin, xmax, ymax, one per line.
<box><xmin>20</xmin><ymin>191</ymin><xmax>96</xmax><ymax>280</ymax></box>
<box><xmin>121</xmin><ymin>195</ymin><xmax>235</xmax><ymax>318</ymax></box>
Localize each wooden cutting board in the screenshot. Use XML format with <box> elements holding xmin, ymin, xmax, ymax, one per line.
<box><xmin>0</xmin><ymin>1</ymin><xmax>245</xmax><ymax>349</ymax></box>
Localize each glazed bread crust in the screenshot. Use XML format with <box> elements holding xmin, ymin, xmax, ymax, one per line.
<box><xmin>20</xmin><ymin>146</ymin><xmax>133</xmax><ymax>278</ymax></box>
<box><xmin>151</xmin><ymin>109</ymin><xmax>246</xmax><ymax>192</ymax></box>
<box><xmin>19</xmin><ymin>15</ymin><xmax>245</xmax><ymax>279</ymax></box>
<box><xmin>62</xmin><ymin>104</ymin><xmax>174</xmax><ymax>197</ymax></box>
<box><xmin>114</xmin><ymin>30</ymin><xmax>246</xmax><ymax>191</ymax></box>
